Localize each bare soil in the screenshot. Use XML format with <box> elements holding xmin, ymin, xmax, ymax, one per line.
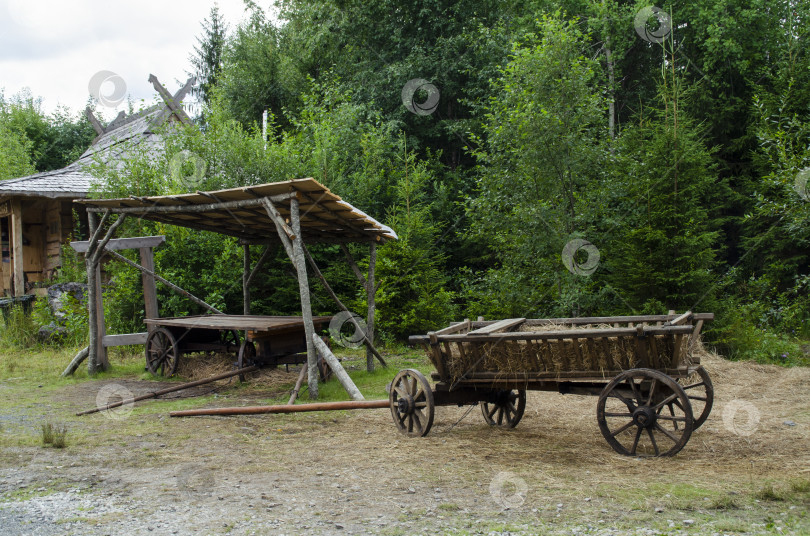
<box><xmin>0</xmin><ymin>352</ymin><xmax>808</xmax><ymax>535</ymax></box>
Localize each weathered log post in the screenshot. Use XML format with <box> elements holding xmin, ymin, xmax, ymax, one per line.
<box><xmin>243</xmin><ymin>243</ymin><xmax>251</xmax><ymax>315</ymax></box>
<box><xmin>288</xmin><ymin>195</ymin><xmax>319</xmax><ymax>399</ymax></box>
<box><xmin>84</xmin><ymin>210</ymin><xmax>126</xmax><ymax>374</ymax></box>
<box><xmin>366</xmin><ymin>242</ymin><xmax>376</xmax><ymax>372</ymax></box>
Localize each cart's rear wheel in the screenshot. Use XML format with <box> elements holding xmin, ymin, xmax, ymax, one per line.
<box><xmin>220</xmin><ymin>329</ymin><xmax>241</xmax><ymax>352</ymax></box>
<box><xmin>145</xmin><ymin>328</ymin><xmax>180</xmax><ymax>377</ymax></box>
<box><xmin>677</xmin><ymin>366</ymin><xmax>713</xmax><ymax>429</ymax></box>
<box><xmin>597</xmin><ymin>368</ymin><xmax>694</xmax><ymax>457</ymax></box>
<box><xmin>390</xmin><ymin>369</ymin><xmax>434</xmax><ymax>437</ymax></box>
<box><xmin>236</xmin><ymin>340</ymin><xmax>256</xmax><ymax>382</ymax></box>
<box><xmin>480</xmin><ymin>389</ymin><xmax>526</xmax><ymax>428</ymax></box>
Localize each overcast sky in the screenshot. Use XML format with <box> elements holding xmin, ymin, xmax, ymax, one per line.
<box><xmin>0</xmin><ymin>0</ymin><xmax>275</xmax><ymax>121</ymax></box>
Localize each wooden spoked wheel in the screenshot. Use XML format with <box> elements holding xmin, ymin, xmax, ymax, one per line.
<box><xmin>597</xmin><ymin>369</ymin><xmax>694</xmax><ymax>457</ymax></box>
<box><xmin>677</xmin><ymin>366</ymin><xmax>713</xmax><ymax>429</ymax></box>
<box><xmin>236</xmin><ymin>340</ymin><xmax>256</xmax><ymax>382</ymax></box>
<box><xmin>220</xmin><ymin>329</ymin><xmax>241</xmax><ymax>352</ymax></box>
<box><xmin>390</xmin><ymin>369</ymin><xmax>435</xmax><ymax>437</ymax></box>
<box><xmin>145</xmin><ymin>328</ymin><xmax>180</xmax><ymax>377</ymax></box>
<box><xmin>480</xmin><ymin>389</ymin><xmax>527</xmax><ymax>428</ymax></box>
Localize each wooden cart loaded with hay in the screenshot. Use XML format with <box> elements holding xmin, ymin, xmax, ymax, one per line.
<box><xmin>395</xmin><ymin>312</ymin><xmax>713</xmax><ymax>457</ymax></box>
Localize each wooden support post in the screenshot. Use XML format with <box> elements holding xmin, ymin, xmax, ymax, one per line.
<box><xmin>83</xmin><ymin>210</ymin><xmax>126</xmax><ymax>374</ymax></box>
<box><xmin>10</xmin><ymin>200</ymin><xmax>24</xmax><ymax>296</ymax></box>
<box><xmin>243</xmin><ymin>243</ymin><xmax>251</xmax><ymax>315</ymax></box>
<box><xmin>288</xmin><ymin>195</ymin><xmax>319</xmax><ymax>399</ymax></box>
<box><xmin>140</xmin><ymin>247</ymin><xmax>158</xmax><ymax>333</ymax></box>
<box><xmin>92</xmin><ymin>260</ymin><xmax>108</xmax><ymax>371</ymax></box>
<box><xmin>84</xmin><ymin>211</ymin><xmax>105</xmax><ymax>374</ymax></box>
<box><xmin>366</xmin><ymin>242</ymin><xmax>377</xmax><ymax>372</ymax></box>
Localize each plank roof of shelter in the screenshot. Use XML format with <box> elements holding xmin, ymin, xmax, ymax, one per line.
<box><xmin>0</xmin><ymin>75</ymin><xmax>194</xmax><ymax>199</ymax></box>
<box><xmin>76</xmin><ymin>178</ymin><xmax>398</xmax><ymax>245</ymax></box>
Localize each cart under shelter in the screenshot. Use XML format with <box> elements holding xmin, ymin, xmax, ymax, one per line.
<box><xmin>75</xmin><ymin>178</ymin><xmax>397</xmax><ymax>398</ymax></box>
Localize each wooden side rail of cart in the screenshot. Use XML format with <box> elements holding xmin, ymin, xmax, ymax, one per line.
<box><xmin>390</xmin><ymin>312</ymin><xmax>714</xmax><ymax>457</ymax></box>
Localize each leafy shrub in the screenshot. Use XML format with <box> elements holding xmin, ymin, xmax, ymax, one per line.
<box><xmin>712</xmin><ymin>300</ymin><xmax>806</xmax><ymax>366</ymax></box>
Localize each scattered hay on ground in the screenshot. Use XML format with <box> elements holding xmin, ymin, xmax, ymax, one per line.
<box><xmin>174</xmin><ymin>352</ymin><xmax>300</xmax><ymax>396</ymax></box>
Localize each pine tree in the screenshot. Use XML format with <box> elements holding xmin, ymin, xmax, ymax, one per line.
<box><xmin>189</xmin><ymin>5</ymin><xmax>228</xmax><ymax>108</ymax></box>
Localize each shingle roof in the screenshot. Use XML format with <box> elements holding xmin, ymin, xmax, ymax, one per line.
<box><xmin>0</xmin><ymin>77</ymin><xmax>191</xmax><ymax>199</ymax></box>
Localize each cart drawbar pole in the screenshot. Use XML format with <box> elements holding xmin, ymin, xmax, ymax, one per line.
<box><xmin>169</xmin><ymin>399</ymin><xmax>389</xmax><ymax>417</ymax></box>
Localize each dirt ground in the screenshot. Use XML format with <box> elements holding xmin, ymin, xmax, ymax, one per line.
<box><xmin>0</xmin><ymin>351</ymin><xmax>808</xmax><ymax>535</ymax></box>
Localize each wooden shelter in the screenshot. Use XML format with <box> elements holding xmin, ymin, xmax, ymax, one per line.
<box><xmin>0</xmin><ymin>75</ymin><xmax>194</xmax><ymax>296</ymax></box>
<box><xmin>76</xmin><ymin>178</ymin><xmax>397</xmax><ymax>398</ymax></box>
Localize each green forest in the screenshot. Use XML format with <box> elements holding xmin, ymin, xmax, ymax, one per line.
<box><xmin>1</xmin><ymin>0</ymin><xmax>808</xmax><ymax>365</ymax></box>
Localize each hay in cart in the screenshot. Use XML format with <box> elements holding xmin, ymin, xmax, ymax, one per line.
<box><xmin>420</xmin><ymin>313</ymin><xmax>707</xmax><ymax>384</ymax></box>
<box><xmin>397</xmin><ymin>312</ymin><xmax>715</xmax><ymax>457</ymax></box>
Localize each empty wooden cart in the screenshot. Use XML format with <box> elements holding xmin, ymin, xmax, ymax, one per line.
<box><xmin>143</xmin><ymin>315</ymin><xmax>332</xmax><ymax>377</ymax></box>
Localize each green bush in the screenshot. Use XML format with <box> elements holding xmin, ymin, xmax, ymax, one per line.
<box><xmin>712</xmin><ymin>301</ymin><xmax>806</xmax><ymax>366</ymax></box>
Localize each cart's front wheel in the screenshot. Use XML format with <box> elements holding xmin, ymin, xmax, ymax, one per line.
<box><xmin>390</xmin><ymin>369</ymin><xmax>434</xmax><ymax>437</ymax></box>
<box><xmin>597</xmin><ymin>368</ymin><xmax>694</xmax><ymax>457</ymax></box>
<box><xmin>145</xmin><ymin>328</ymin><xmax>180</xmax><ymax>377</ymax></box>
<box><xmin>480</xmin><ymin>389</ymin><xmax>526</xmax><ymax>428</ymax></box>
<box><xmin>677</xmin><ymin>366</ymin><xmax>713</xmax><ymax>429</ymax></box>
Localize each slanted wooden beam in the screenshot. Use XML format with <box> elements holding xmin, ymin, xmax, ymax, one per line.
<box><xmin>84</xmin><ymin>107</ymin><xmax>104</xmax><ymax>135</ymax></box>
<box><xmin>313</xmin><ymin>335</ymin><xmax>364</xmax><ymax>401</ymax></box>
<box><xmin>259</xmin><ymin>197</ymin><xmax>295</xmax><ymax>259</ymax></box>
<box><xmin>101</xmin><ymin>248</ymin><xmax>223</xmax><ymax>315</ymax></box>
<box><xmin>302</xmin><ymin>245</ymin><xmax>387</xmax><ymax>368</ymax></box>
<box><xmin>148</xmin><ymin>74</ymin><xmax>194</xmax><ymax>125</ymax></box>
<box><xmin>340</xmin><ymin>244</ymin><xmax>367</xmax><ymax>289</ymax></box>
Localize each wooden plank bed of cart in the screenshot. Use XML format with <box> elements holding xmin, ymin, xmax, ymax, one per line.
<box><xmin>142</xmin><ymin>315</ymin><xmax>332</xmax><ymax>378</ymax></box>
<box><xmin>393</xmin><ymin>311</ymin><xmax>714</xmax><ymax>457</ymax></box>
